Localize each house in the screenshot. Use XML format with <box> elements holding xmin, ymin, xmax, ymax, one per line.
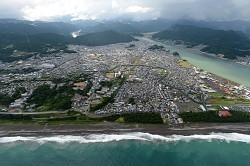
<box><xmin>73</xmin><ymin>81</ymin><xmax>86</xmax><ymax>90</ymax></box>
<box><xmin>218</xmin><ymin>111</ymin><xmax>232</xmax><ymax>117</ymax></box>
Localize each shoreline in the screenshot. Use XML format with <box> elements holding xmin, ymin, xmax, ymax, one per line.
<box><xmin>1</xmin><ymin>122</ymin><xmax>250</xmax><ymax>137</ymax></box>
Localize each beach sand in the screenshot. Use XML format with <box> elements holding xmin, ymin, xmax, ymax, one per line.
<box><xmin>0</xmin><ymin>122</ymin><xmax>250</xmax><ymax>137</ymax></box>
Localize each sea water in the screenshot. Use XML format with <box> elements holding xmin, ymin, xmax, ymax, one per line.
<box><xmin>0</xmin><ymin>132</ymin><xmax>249</xmax><ymax>166</ymax></box>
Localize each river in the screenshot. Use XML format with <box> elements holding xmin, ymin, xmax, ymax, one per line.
<box><xmin>141</xmin><ymin>37</ymin><xmax>250</xmax><ymax>87</ymax></box>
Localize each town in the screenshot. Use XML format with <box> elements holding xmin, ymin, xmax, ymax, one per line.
<box><xmin>0</xmin><ymin>38</ymin><xmax>250</xmax><ymax>124</ymax></box>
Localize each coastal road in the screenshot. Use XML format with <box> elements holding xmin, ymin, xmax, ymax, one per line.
<box><xmin>0</xmin><ymin>111</ymin><xmax>67</xmax><ymax>115</ymax></box>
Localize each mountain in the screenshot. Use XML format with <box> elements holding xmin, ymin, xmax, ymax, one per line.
<box><xmin>0</xmin><ymin>19</ymin><xmax>79</xmax><ymax>35</ymax></box>
<box><xmin>79</xmin><ymin>21</ymin><xmax>141</xmax><ymax>36</ymax></box>
<box><xmin>0</xmin><ymin>30</ymin><xmax>136</xmax><ymax>62</ymax></box>
<box><xmin>2</xmin><ymin>18</ymin><xmax>250</xmax><ymax>37</ymax></box>
<box><xmin>0</xmin><ymin>19</ymin><xmax>143</xmax><ymax>37</ymax></box>
<box><xmin>128</xmin><ymin>19</ymin><xmax>175</xmax><ymax>33</ymax></box>
<box><xmin>177</xmin><ymin>20</ymin><xmax>250</xmax><ymax>36</ymax></box>
<box><xmin>0</xmin><ymin>33</ymin><xmax>70</xmax><ymax>62</ymax></box>
<box><xmin>152</xmin><ymin>25</ymin><xmax>250</xmax><ymax>59</ymax></box>
<box><xmin>75</xmin><ymin>30</ymin><xmax>137</xmax><ymax>46</ymax></box>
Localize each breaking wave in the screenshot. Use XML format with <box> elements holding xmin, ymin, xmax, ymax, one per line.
<box><xmin>0</xmin><ymin>132</ymin><xmax>250</xmax><ymax>144</ymax></box>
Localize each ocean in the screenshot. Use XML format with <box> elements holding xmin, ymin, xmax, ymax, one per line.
<box><xmin>0</xmin><ymin>132</ymin><xmax>249</xmax><ymax>166</ymax></box>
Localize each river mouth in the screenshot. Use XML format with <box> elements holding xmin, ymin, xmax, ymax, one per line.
<box><xmin>140</xmin><ymin>37</ymin><xmax>250</xmax><ymax>87</ymax></box>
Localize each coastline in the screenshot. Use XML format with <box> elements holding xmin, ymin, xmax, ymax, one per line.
<box><xmin>1</xmin><ymin>122</ymin><xmax>250</xmax><ymax>137</ymax></box>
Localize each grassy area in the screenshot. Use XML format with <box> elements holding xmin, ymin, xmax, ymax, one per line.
<box><xmin>179</xmin><ymin>59</ymin><xmax>192</xmax><ymax>68</ymax></box>
<box><xmin>206</xmin><ymin>99</ymin><xmax>237</xmax><ymax>105</ymax></box>
<box><xmin>209</xmin><ymin>92</ymin><xmax>224</xmax><ymax>98</ymax></box>
<box><xmin>206</xmin><ymin>98</ymin><xmax>250</xmax><ymax>105</ymax></box>
<box><xmin>0</xmin><ymin>112</ymin><xmax>100</xmax><ymax>126</ymax></box>
<box><xmin>90</xmin><ymin>112</ymin><xmax>163</xmax><ymax>124</ymax></box>
<box><xmin>45</xmin><ymin>120</ymin><xmax>100</xmax><ymax>126</ymax></box>
<box><xmin>0</xmin><ymin>120</ymin><xmax>37</xmax><ymax>125</ymax></box>
<box><xmin>180</xmin><ymin>110</ymin><xmax>250</xmax><ymax>123</ymax></box>
<box><xmin>206</xmin><ymin>92</ymin><xmax>250</xmax><ymax>105</ymax></box>
<box><xmin>115</xmin><ymin>117</ymin><xmax>125</xmax><ymax>123</ymax></box>
<box><xmin>0</xmin><ymin>112</ymin><xmax>163</xmax><ymax>126</ymax></box>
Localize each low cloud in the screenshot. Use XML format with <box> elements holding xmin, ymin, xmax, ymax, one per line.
<box><xmin>125</xmin><ymin>6</ymin><xmax>153</xmax><ymax>13</ymax></box>
<box><xmin>0</xmin><ymin>0</ymin><xmax>250</xmax><ymax>21</ymax></box>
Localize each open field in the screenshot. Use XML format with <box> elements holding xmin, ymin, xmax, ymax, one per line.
<box><xmin>179</xmin><ymin>59</ymin><xmax>192</xmax><ymax>68</ymax></box>
<box><xmin>206</xmin><ymin>92</ymin><xmax>250</xmax><ymax>105</ymax></box>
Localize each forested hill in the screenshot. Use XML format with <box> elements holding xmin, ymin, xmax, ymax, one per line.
<box><xmin>74</xmin><ymin>30</ymin><xmax>138</xmax><ymax>46</ymax></box>
<box><xmin>152</xmin><ymin>25</ymin><xmax>250</xmax><ymax>59</ymax></box>
<box><xmin>0</xmin><ymin>30</ymin><xmax>136</xmax><ymax>62</ymax></box>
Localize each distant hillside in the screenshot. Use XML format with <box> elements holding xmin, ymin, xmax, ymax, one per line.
<box><xmin>0</xmin><ymin>19</ymin><xmax>79</xmax><ymax>35</ymax></box>
<box><xmin>0</xmin><ymin>33</ymin><xmax>70</xmax><ymax>62</ymax></box>
<box><xmin>80</xmin><ymin>22</ymin><xmax>142</xmax><ymax>36</ymax></box>
<box><xmin>0</xmin><ymin>19</ymin><xmax>142</xmax><ymax>36</ymax></box>
<box><xmin>75</xmin><ymin>30</ymin><xmax>137</xmax><ymax>46</ymax></box>
<box><xmin>153</xmin><ymin>25</ymin><xmax>250</xmax><ymax>59</ymax></box>
<box><xmin>0</xmin><ymin>30</ymin><xmax>136</xmax><ymax>62</ymax></box>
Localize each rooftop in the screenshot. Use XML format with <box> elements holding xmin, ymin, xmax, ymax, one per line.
<box><xmin>218</xmin><ymin>111</ymin><xmax>232</xmax><ymax>117</ymax></box>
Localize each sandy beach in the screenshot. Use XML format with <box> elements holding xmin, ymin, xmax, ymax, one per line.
<box><xmin>1</xmin><ymin>122</ymin><xmax>250</xmax><ymax>137</ymax></box>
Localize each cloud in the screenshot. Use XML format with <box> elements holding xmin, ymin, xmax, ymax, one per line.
<box><xmin>112</xmin><ymin>0</ymin><xmax>119</xmax><ymax>9</ymax></box>
<box><xmin>0</xmin><ymin>0</ymin><xmax>250</xmax><ymax>21</ymax></box>
<box><xmin>125</xmin><ymin>6</ymin><xmax>153</xmax><ymax>13</ymax></box>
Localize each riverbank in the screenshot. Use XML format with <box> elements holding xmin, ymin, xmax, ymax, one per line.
<box><xmin>151</xmin><ymin>38</ymin><xmax>250</xmax><ymax>67</ymax></box>
<box><xmin>1</xmin><ymin>122</ymin><xmax>250</xmax><ymax>137</ymax></box>
<box><xmin>141</xmin><ymin>37</ymin><xmax>250</xmax><ymax>87</ymax></box>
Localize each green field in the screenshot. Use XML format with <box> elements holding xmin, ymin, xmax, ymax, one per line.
<box><xmin>0</xmin><ymin>112</ymin><xmax>163</xmax><ymax>125</ymax></box>
<box><xmin>180</xmin><ymin>110</ymin><xmax>250</xmax><ymax>123</ymax></box>
<box><xmin>206</xmin><ymin>92</ymin><xmax>250</xmax><ymax>105</ymax></box>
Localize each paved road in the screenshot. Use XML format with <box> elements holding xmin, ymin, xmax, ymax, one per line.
<box><xmin>0</xmin><ymin>111</ymin><xmax>67</xmax><ymax>115</ymax></box>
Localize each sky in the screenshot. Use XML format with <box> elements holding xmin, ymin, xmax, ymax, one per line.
<box><xmin>0</xmin><ymin>0</ymin><xmax>250</xmax><ymax>21</ymax></box>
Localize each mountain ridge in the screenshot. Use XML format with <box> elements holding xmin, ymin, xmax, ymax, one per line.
<box><xmin>152</xmin><ymin>25</ymin><xmax>250</xmax><ymax>59</ymax></box>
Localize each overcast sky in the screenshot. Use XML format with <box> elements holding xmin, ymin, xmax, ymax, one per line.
<box><xmin>1</xmin><ymin>0</ymin><xmax>250</xmax><ymax>21</ymax></box>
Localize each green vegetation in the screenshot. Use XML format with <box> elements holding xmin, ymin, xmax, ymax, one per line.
<box><xmin>10</xmin><ymin>87</ymin><xmax>27</xmax><ymax>102</ymax></box>
<box><xmin>25</xmin><ymin>74</ymin><xmax>93</xmax><ymax>111</ymax></box>
<box><xmin>172</xmin><ymin>52</ymin><xmax>180</xmax><ymax>56</ymax></box>
<box><xmin>0</xmin><ymin>87</ymin><xmax>26</xmax><ymax>106</ymax></box>
<box><xmin>76</xmin><ymin>81</ymin><xmax>93</xmax><ymax>96</ymax></box>
<box><xmin>44</xmin><ymin>85</ymin><xmax>73</xmax><ymax>111</ymax></box>
<box><xmin>206</xmin><ymin>92</ymin><xmax>250</xmax><ymax>105</ymax></box>
<box><xmin>148</xmin><ymin>44</ymin><xmax>164</xmax><ymax>50</ymax></box>
<box><xmin>90</xmin><ymin>76</ymin><xmax>126</xmax><ymax>112</ymax></box>
<box><xmin>75</xmin><ymin>30</ymin><xmax>137</xmax><ymax>46</ymax></box>
<box><xmin>126</xmin><ymin>44</ymin><xmax>135</xmax><ymax>48</ymax></box>
<box><xmin>179</xmin><ymin>59</ymin><xmax>192</xmax><ymax>68</ymax></box>
<box><xmin>90</xmin><ymin>97</ymin><xmax>115</xmax><ymax>111</ymax></box>
<box><xmin>128</xmin><ymin>97</ymin><xmax>136</xmax><ymax>105</ymax></box>
<box><xmin>26</xmin><ymin>84</ymin><xmax>74</xmax><ymax>111</ymax></box>
<box><xmin>0</xmin><ymin>114</ymin><xmax>32</xmax><ymax>120</ymax></box>
<box><xmin>26</xmin><ymin>84</ymin><xmax>53</xmax><ymax>107</ymax></box>
<box><xmin>0</xmin><ymin>94</ymin><xmax>13</xmax><ymax>106</ymax></box>
<box><xmin>153</xmin><ymin>25</ymin><xmax>250</xmax><ymax>59</ymax></box>
<box><xmin>0</xmin><ymin>30</ymin><xmax>136</xmax><ymax>62</ymax></box>
<box><xmin>49</xmin><ymin>73</ymin><xmax>89</xmax><ymax>84</ymax></box>
<box><xmin>180</xmin><ymin>110</ymin><xmax>250</xmax><ymax>123</ymax></box>
<box><xmin>209</xmin><ymin>92</ymin><xmax>224</xmax><ymax>98</ymax></box>
<box><xmin>99</xmin><ymin>81</ymin><xmax>113</xmax><ymax>88</ymax></box>
<box><xmin>91</xmin><ymin>112</ymin><xmax>163</xmax><ymax>124</ymax></box>
<box><xmin>206</xmin><ymin>99</ymin><xmax>250</xmax><ymax>105</ymax></box>
<box><xmin>0</xmin><ymin>112</ymin><xmax>163</xmax><ymax>125</ymax></box>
